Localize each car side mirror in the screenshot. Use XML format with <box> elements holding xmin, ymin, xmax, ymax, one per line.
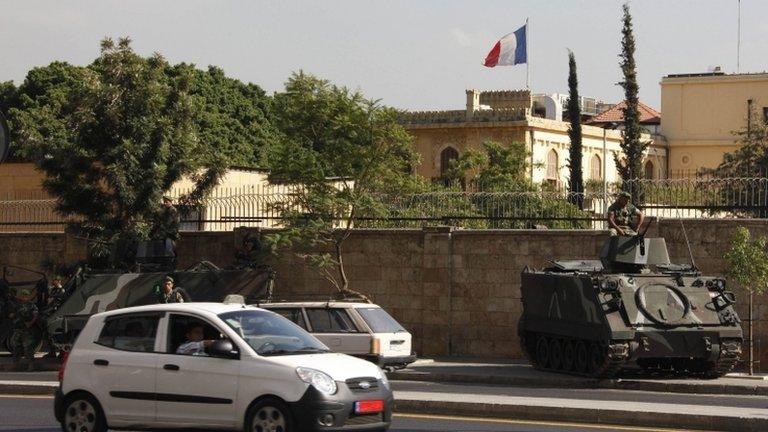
<box><xmin>210</xmin><ymin>339</ymin><xmax>239</xmax><ymax>360</ymax></box>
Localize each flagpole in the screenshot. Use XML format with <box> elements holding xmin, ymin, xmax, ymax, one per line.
<box><xmin>737</xmin><ymin>0</ymin><xmax>741</xmax><ymax>73</ymax></box>
<box><xmin>526</xmin><ymin>17</ymin><xmax>530</xmax><ymax>89</ymax></box>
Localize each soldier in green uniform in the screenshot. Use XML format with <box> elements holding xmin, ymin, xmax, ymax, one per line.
<box><xmin>157</xmin><ymin>276</ymin><xmax>185</xmax><ymax>303</ymax></box>
<box><xmin>151</xmin><ymin>196</ymin><xmax>181</xmax><ymax>268</ymax></box>
<box><xmin>9</xmin><ymin>288</ymin><xmax>41</xmax><ymax>371</ymax></box>
<box><xmin>152</xmin><ymin>196</ymin><xmax>181</xmax><ymax>242</ymax></box>
<box><xmin>607</xmin><ymin>191</ymin><xmax>645</xmax><ymax>236</ymax></box>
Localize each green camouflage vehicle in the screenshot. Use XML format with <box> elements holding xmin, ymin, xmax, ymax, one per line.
<box><xmin>519</xmin><ymin>234</ymin><xmax>743</xmax><ymax>378</ymax></box>
<box><xmin>46</xmin><ymin>262</ymin><xmax>274</xmax><ymax>348</ymax></box>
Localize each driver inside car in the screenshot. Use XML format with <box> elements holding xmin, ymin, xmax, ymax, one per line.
<box><xmin>176</xmin><ymin>323</ymin><xmax>216</xmax><ymax>356</ymax></box>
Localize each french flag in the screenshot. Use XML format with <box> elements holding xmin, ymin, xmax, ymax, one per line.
<box><xmin>484</xmin><ymin>24</ymin><xmax>527</xmax><ymax>67</ymax></box>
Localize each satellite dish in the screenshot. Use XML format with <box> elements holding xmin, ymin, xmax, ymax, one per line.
<box><xmin>0</xmin><ymin>111</ymin><xmax>9</xmax><ymax>163</ymax></box>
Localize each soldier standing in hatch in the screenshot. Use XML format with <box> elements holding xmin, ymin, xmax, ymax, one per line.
<box><xmin>9</xmin><ymin>289</ymin><xmax>41</xmax><ymax>371</ymax></box>
<box><xmin>607</xmin><ymin>191</ymin><xmax>645</xmax><ymax>236</ymax></box>
<box><xmin>157</xmin><ymin>276</ymin><xmax>185</xmax><ymax>303</ymax></box>
<box><xmin>152</xmin><ymin>196</ymin><xmax>181</xmax><ymax>265</ymax></box>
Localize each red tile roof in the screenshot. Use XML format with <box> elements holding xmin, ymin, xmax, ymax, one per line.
<box><xmin>586</xmin><ymin>100</ymin><xmax>661</xmax><ymax>125</ymax></box>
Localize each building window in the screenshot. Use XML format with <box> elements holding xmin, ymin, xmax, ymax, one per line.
<box><xmin>644</xmin><ymin>160</ymin><xmax>655</xmax><ymax>180</ymax></box>
<box><xmin>590</xmin><ymin>154</ymin><xmax>602</xmax><ymax>180</ymax></box>
<box><xmin>440</xmin><ymin>147</ymin><xmax>459</xmax><ymax>177</ymax></box>
<box><xmin>546</xmin><ymin>149</ymin><xmax>559</xmax><ymax>180</ymax></box>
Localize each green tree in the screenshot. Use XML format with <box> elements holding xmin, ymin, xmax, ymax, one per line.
<box><xmin>616</xmin><ymin>3</ymin><xmax>648</xmax><ymax>193</ymax></box>
<box><xmin>266</xmin><ymin>71</ymin><xmax>418</xmax><ymax>299</ymax></box>
<box><xmin>8</xmin><ymin>38</ymin><xmax>224</xmax><ymax>267</ymax></box>
<box><xmin>443</xmin><ymin>140</ymin><xmax>533</xmax><ymax>192</ymax></box>
<box><xmin>0</xmin><ymin>80</ymin><xmax>16</xmax><ymax>113</ymax></box>
<box><xmin>724</xmin><ymin>227</ymin><xmax>768</xmax><ymax>374</ymax></box>
<box><xmin>166</xmin><ymin>64</ymin><xmax>275</xmax><ymax>167</ymax></box>
<box><xmin>566</xmin><ymin>50</ymin><xmax>584</xmax><ymax>209</ymax></box>
<box><xmin>440</xmin><ymin>140</ymin><xmax>590</xmax><ymax>228</ymax></box>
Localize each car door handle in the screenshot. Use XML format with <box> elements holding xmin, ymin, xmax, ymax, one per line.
<box><xmin>93</xmin><ymin>359</ymin><xmax>109</xmax><ymax>366</ymax></box>
<box><xmin>163</xmin><ymin>364</ymin><xmax>180</xmax><ymax>371</ymax></box>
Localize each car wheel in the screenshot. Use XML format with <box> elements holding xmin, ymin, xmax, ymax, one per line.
<box><xmin>246</xmin><ymin>398</ymin><xmax>294</xmax><ymax>432</ymax></box>
<box><xmin>60</xmin><ymin>393</ymin><xmax>107</xmax><ymax>432</ymax></box>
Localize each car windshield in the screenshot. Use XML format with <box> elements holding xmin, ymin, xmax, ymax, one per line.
<box><xmin>219</xmin><ymin>309</ymin><xmax>330</xmax><ymax>356</ymax></box>
<box><xmin>357</xmin><ymin>307</ymin><xmax>406</xmax><ymax>333</ymax></box>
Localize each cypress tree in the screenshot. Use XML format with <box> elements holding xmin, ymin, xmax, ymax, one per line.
<box><xmin>616</xmin><ymin>2</ymin><xmax>648</xmax><ymax>196</ymax></box>
<box><xmin>567</xmin><ymin>50</ymin><xmax>584</xmax><ymax>209</ymax></box>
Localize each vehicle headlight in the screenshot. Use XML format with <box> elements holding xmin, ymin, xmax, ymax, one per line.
<box><xmin>380</xmin><ymin>372</ymin><xmax>390</xmax><ymax>390</ymax></box>
<box><xmin>296</xmin><ymin>367</ymin><xmax>337</xmax><ymax>395</ymax></box>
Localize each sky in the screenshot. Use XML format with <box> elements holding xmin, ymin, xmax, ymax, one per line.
<box><xmin>1</xmin><ymin>0</ymin><xmax>766</xmax><ymax>112</ymax></box>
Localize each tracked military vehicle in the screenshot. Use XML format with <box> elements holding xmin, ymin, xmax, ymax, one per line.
<box><xmin>47</xmin><ymin>261</ymin><xmax>274</xmax><ymax>348</ymax></box>
<box><xmin>518</xmin><ymin>232</ymin><xmax>743</xmax><ymax>378</ymax></box>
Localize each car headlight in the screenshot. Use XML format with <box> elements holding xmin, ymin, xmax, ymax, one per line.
<box><xmin>296</xmin><ymin>367</ymin><xmax>337</xmax><ymax>395</ymax></box>
<box><xmin>380</xmin><ymin>372</ymin><xmax>390</xmax><ymax>390</ymax></box>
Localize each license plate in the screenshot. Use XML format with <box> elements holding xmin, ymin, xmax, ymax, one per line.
<box><xmin>355</xmin><ymin>400</ymin><xmax>384</xmax><ymax>414</ymax></box>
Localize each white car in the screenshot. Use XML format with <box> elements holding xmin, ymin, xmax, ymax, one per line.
<box><xmin>258</xmin><ymin>302</ymin><xmax>416</xmax><ymax>371</ymax></box>
<box><xmin>54</xmin><ymin>302</ymin><xmax>393</xmax><ymax>432</ymax></box>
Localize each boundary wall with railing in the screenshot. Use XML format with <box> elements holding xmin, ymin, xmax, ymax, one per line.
<box><xmin>2</xmin><ymin>178</ymin><xmax>768</xmax><ymax>231</ymax></box>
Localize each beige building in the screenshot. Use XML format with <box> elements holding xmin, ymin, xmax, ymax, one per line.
<box><xmin>661</xmin><ymin>71</ymin><xmax>768</xmax><ymax>175</ymax></box>
<box><xmin>0</xmin><ymin>163</ymin><xmax>291</xmax><ymax>231</ymax></box>
<box><xmin>403</xmin><ymin>90</ymin><xmax>666</xmax><ymax>188</ymax></box>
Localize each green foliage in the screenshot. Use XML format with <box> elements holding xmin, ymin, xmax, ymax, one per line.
<box><xmin>615</xmin><ymin>3</ymin><xmax>649</xmax><ymax>190</ymax></box>
<box><xmin>434</xmin><ymin>140</ymin><xmax>591</xmax><ymax>229</ymax></box>
<box><xmin>443</xmin><ymin>140</ymin><xmax>533</xmax><ymax>192</ymax></box>
<box><xmin>724</xmin><ymin>227</ymin><xmax>768</xmax><ymax>295</ymax></box>
<box><xmin>165</xmin><ymin>64</ymin><xmax>275</xmax><ymax>167</ymax></box>
<box><xmin>8</xmin><ymin>38</ymin><xmax>227</xmax><ymax>266</ymax></box>
<box><xmin>567</xmin><ymin>51</ymin><xmax>584</xmax><ymax>208</ymax></box>
<box><xmin>265</xmin><ymin>71</ymin><xmax>419</xmax><ymax>296</ymax></box>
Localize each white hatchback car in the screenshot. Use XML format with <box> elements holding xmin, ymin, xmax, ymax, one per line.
<box><xmin>54</xmin><ymin>302</ymin><xmax>393</xmax><ymax>432</ymax></box>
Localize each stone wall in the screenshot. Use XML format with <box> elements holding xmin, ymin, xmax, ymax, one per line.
<box><xmin>0</xmin><ymin>220</ymin><xmax>765</xmax><ymax>369</ymax></box>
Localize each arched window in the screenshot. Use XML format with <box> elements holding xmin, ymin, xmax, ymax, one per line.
<box><xmin>546</xmin><ymin>149</ymin><xmax>559</xmax><ymax>179</ymax></box>
<box><xmin>590</xmin><ymin>154</ymin><xmax>602</xmax><ymax>180</ymax></box>
<box><xmin>440</xmin><ymin>147</ymin><xmax>459</xmax><ymax>176</ymax></box>
<box><xmin>644</xmin><ymin>160</ymin><xmax>655</xmax><ymax>180</ymax></box>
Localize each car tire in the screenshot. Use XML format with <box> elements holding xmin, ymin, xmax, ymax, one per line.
<box><xmin>60</xmin><ymin>392</ymin><xmax>107</xmax><ymax>432</ymax></box>
<box><xmin>245</xmin><ymin>397</ymin><xmax>294</xmax><ymax>432</ymax></box>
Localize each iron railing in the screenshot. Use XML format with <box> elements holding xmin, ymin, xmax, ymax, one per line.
<box><xmin>2</xmin><ymin>178</ymin><xmax>768</xmax><ymax>232</ymax></box>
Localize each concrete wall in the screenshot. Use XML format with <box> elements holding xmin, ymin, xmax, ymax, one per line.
<box><xmin>1</xmin><ymin>221</ymin><xmax>766</xmax><ymax>369</ymax></box>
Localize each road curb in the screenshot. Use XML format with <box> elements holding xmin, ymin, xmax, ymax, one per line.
<box><xmin>0</xmin><ymin>381</ymin><xmax>57</xmax><ymax>395</ymax></box>
<box><xmin>389</xmin><ymin>371</ymin><xmax>768</xmax><ymax>396</ymax></box>
<box><xmin>393</xmin><ymin>399</ymin><xmax>768</xmax><ymax>432</ymax></box>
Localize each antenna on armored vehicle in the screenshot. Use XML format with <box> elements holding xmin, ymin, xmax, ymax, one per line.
<box><xmin>680</xmin><ymin>218</ymin><xmax>697</xmax><ymax>271</ymax></box>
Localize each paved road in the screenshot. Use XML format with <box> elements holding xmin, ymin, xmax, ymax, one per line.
<box><xmin>0</xmin><ymin>395</ymin><xmax>690</xmax><ymax>432</ymax></box>
<box><xmin>392</xmin><ymin>380</ymin><xmax>768</xmax><ymax>410</ymax></box>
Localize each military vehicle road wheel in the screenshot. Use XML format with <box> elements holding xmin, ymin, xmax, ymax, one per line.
<box><xmin>588</xmin><ymin>343</ymin><xmax>607</xmax><ymax>375</ymax></box>
<box><xmin>561</xmin><ymin>340</ymin><xmax>575</xmax><ymax>371</ymax></box>
<box><xmin>574</xmin><ymin>341</ymin><xmax>588</xmax><ymax>373</ymax></box>
<box><xmin>549</xmin><ymin>339</ymin><xmax>563</xmax><ymax>370</ymax></box>
<box><xmin>536</xmin><ymin>337</ymin><xmax>550</xmax><ymax>368</ymax></box>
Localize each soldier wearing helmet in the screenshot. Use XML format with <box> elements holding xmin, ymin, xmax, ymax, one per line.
<box><xmin>607</xmin><ymin>191</ymin><xmax>644</xmax><ymax>236</ymax></box>
<box><xmin>157</xmin><ymin>276</ymin><xmax>184</xmax><ymax>303</ymax></box>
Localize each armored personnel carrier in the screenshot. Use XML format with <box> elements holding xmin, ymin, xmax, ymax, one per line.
<box><xmin>518</xmin><ymin>233</ymin><xmax>743</xmax><ymax>378</ymax></box>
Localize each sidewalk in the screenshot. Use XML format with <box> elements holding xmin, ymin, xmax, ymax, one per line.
<box><xmin>391</xmin><ymin>358</ymin><xmax>768</xmax><ymax>396</ymax></box>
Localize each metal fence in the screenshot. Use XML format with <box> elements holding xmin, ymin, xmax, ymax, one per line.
<box><xmin>2</xmin><ymin>178</ymin><xmax>768</xmax><ymax>232</ymax></box>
